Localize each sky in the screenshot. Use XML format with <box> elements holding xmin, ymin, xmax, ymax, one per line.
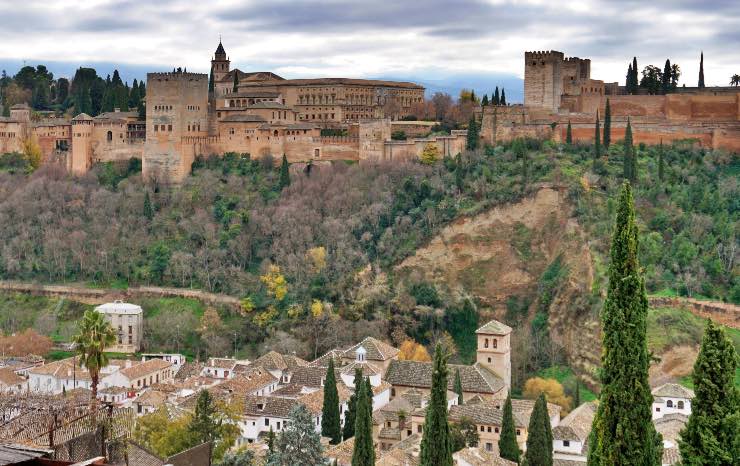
<box><xmin>0</xmin><ymin>0</ymin><xmax>738</xmax><ymax>102</ymax></box>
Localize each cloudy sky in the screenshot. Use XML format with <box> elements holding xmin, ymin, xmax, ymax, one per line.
<box><xmin>0</xmin><ymin>0</ymin><xmax>737</xmax><ymax>100</ymax></box>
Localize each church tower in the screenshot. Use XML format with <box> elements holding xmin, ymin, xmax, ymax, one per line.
<box><xmin>476</xmin><ymin>319</ymin><xmax>512</xmax><ymax>390</ymax></box>
<box><xmin>211</xmin><ymin>39</ymin><xmax>230</xmax><ymax>94</ymax></box>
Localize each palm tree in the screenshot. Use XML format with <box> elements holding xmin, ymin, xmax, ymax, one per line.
<box><xmin>73</xmin><ymin>310</ymin><xmax>116</xmax><ymax>404</ymax></box>
<box><xmin>731</xmin><ymin>74</ymin><xmax>740</xmax><ymax>87</ymax></box>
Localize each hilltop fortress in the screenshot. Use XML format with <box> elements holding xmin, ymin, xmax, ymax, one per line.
<box><xmin>0</xmin><ymin>44</ymin><xmax>738</xmax><ymax>183</ymax></box>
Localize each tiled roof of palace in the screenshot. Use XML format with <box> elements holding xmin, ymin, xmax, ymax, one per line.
<box><xmin>384</xmin><ymin>360</ymin><xmax>505</xmax><ymax>394</ymax></box>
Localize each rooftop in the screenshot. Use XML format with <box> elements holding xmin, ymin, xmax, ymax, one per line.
<box><xmin>95</xmin><ymin>300</ymin><xmax>143</xmax><ymax>315</ymax></box>
<box><xmin>384</xmin><ymin>360</ymin><xmax>505</xmax><ymax>394</ymax></box>
<box><xmin>652</xmin><ymin>383</ymin><xmax>695</xmax><ymax>399</ymax></box>
<box><xmin>342</xmin><ymin>337</ymin><xmax>399</xmax><ymax>362</ymax></box>
<box><xmin>476</xmin><ymin>319</ymin><xmax>513</xmax><ymax>335</ymax></box>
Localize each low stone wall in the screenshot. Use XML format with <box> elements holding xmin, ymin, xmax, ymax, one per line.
<box><xmin>648</xmin><ymin>296</ymin><xmax>739</xmax><ymax>329</ymax></box>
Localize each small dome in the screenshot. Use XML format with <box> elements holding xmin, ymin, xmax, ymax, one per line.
<box><xmin>72</xmin><ymin>113</ymin><xmax>93</xmax><ymax>121</ymax></box>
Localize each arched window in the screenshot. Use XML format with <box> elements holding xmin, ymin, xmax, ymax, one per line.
<box><xmin>677</xmin><ymin>401</ymin><xmax>684</xmax><ymax>409</ymax></box>
<box><xmin>484</xmin><ymin>338</ymin><xmax>489</xmax><ymax>348</ymax></box>
<box><xmin>106</xmin><ymin>131</ymin><xmax>112</xmax><ymax>142</ymax></box>
<box><xmin>273</xmin><ymin>130</ymin><xmax>278</xmax><ymax>137</ymax></box>
<box><xmin>493</xmin><ymin>339</ymin><xmax>498</xmax><ymax>349</ymax></box>
<box><xmin>666</xmin><ymin>400</ymin><xmax>673</xmax><ymax>408</ymax></box>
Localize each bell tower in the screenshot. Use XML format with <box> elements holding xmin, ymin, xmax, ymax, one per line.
<box><xmin>211</xmin><ymin>39</ymin><xmax>230</xmax><ymax>93</ymax></box>
<box><xmin>476</xmin><ymin>319</ymin><xmax>512</xmax><ymax>390</ymax></box>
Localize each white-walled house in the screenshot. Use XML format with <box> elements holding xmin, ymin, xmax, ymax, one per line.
<box><xmin>0</xmin><ymin>368</ymin><xmax>27</xmax><ymax>393</ymax></box>
<box><xmin>142</xmin><ymin>353</ymin><xmax>186</xmax><ymax>369</ymax></box>
<box><xmin>652</xmin><ymin>383</ymin><xmax>694</xmax><ymax>420</ymax></box>
<box><xmin>239</xmin><ymin>392</ymin><xmax>324</xmax><ymax>443</ymax></box>
<box><xmin>553</xmin><ymin>402</ymin><xmax>597</xmax><ymax>462</ymax></box>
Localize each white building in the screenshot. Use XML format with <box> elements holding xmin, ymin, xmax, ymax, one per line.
<box><xmin>652</xmin><ymin>383</ymin><xmax>694</xmax><ymax>420</ymax></box>
<box><xmin>95</xmin><ymin>301</ymin><xmax>144</xmax><ymax>353</ymax></box>
<box><xmin>553</xmin><ymin>401</ymin><xmax>598</xmax><ymax>462</ymax></box>
<box><xmin>0</xmin><ymin>367</ymin><xmax>27</xmax><ymax>393</ymax></box>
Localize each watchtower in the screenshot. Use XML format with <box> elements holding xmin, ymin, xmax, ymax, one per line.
<box><xmin>476</xmin><ymin>319</ymin><xmax>513</xmax><ymax>390</ymax></box>
<box><xmin>524</xmin><ymin>50</ymin><xmax>565</xmax><ymax>112</ymax></box>
<box><xmin>211</xmin><ymin>40</ymin><xmax>231</xmax><ymax>88</ymax></box>
<box><xmin>70</xmin><ymin>113</ymin><xmax>94</xmax><ymax>175</ymax></box>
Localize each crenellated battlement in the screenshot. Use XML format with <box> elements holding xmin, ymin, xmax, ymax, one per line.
<box><xmin>147</xmin><ymin>71</ymin><xmax>208</xmax><ymax>81</ymax></box>
<box><xmin>564</xmin><ymin>56</ymin><xmax>590</xmax><ymax>64</ymax></box>
<box><xmin>524</xmin><ymin>50</ymin><xmax>565</xmax><ymax>62</ymax></box>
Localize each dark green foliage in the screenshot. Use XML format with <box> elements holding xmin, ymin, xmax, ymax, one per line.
<box><xmin>593</xmin><ymin>111</ymin><xmax>601</xmax><ymax>159</ymax></box>
<box><xmin>587</xmin><ymin>182</ymin><xmax>662</xmax><ymax>466</ymax></box>
<box><xmin>267</xmin><ymin>405</ymin><xmax>325</xmax><ymax>466</ymax></box>
<box><xmin>209</xmin><ymin>69</ymin><xmax>214</xmax><ymax>93</ymax></box>
<box><xmin>279</xmin><ymin>154</ymin><xmax>290</xmax><ymax>189</ymax></box>
<box><xmin>188</xmin><ymin>390</ymin><xmax>221</xmax><ymax>444</ymax></box>
<box><xmin>450</xmin><ymin>417</ymin><xmax>479</xmax><ymax>452</ymax></box>
<box><xmin>143</xmin><ymin>191</ymin><xmax>154</xmax><ymax>221</ymax></box>
<box><xmin>657</xmin><ymin>142</ymin><xmax>664</xmax><ymax>182</ymax></box>
<box><xmin>466</xmin><ymin>115</ymin><xmax>479</xmax><ymax>151</ymax></box>
<box><xmin>662</xmin><ymin>59</ymin><xmax>672</xmax><ymax>95</ymax></box>
<box><xmin>321</xmin><ymin>358</ymin><xmax>342</xmax><ymax>444</ymax></box>
<box><xmin>622</xmin><ymin>118</ymin><xmax>636</xmax><ymax>182</ymax></box>
<box><xmin>698</xmin><ymin>52</ymin><xmax>705</xmax><ymax>88</ymax></box>
<box><xmin>566</xmin><ymin>120</ymin><xmax>572</xmax><ymax>145</ymax></box>
<box><xmin>351</xmin><ymin>377</ymin><xmax>374</xmax><ymax>466</ymax></box>
<box><xmin>522</xmin><ymin>393</ymin><xmax>553</xmax><ymax>466</ymax></box>
<box><xmin>501</xmin><ymin>88</ymin><xmax>506</xmax><ymax>105</ymax></box>
<box><xmin>444</xmin><ymin>298</ymin><xmax>479</xmax><ymax>363</ymax></box>
<box><xmin>218</xmin><ymin>449</ymin><xmax>255</xmax><ymax>466</ymax></box>
<box><xmin>498</xmin><ymin>395</ymin><xmax>520</xmax><ymax>464</ymax></box>
<box><xmin>233</xmin><ymin>72</ymin><xmax>239</xmax><ymax>93</ymax></box>
<box><xmin>481</xmin><ymin>94</ymin><xmax>489</xmax><ymax>106</ymax></box>
<box><xmin>494</xmin><ymin>87</ymin><xmax>500</xmax><ymax>105</ymax></box>
<box><xmin>678</xmin><ymin>320</ymin><xmax>739</xmax><ymax>465</ymax></box>
<box><xmin>391</xmin><ymin>130</ymin><xmax>407</xmax><ymax>141</ymax></box>
<box><xmin>420</xmin><ymin>343</ymin><xmax>453</xmax><ymax>466</ymax></box>
<box><xmin>454</xmin><ymin>368</ymin><xmax>463</xmax><ymax>405</ymax></box>
<box><xmin>603</xmin><ymin>99</ymin><xmax>611</xmax><ymax>149</ymax></box>
<box><xmin>343</xmin><ymin>368</ymin><xmax>362</xmax><ymax>441</ymax></box>
<box><xmin>268</xmin><ymin>426</ymin><xmax>275</xmax><ymax>453</ymax></box>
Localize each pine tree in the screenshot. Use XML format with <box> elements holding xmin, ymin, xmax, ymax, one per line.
<box><xmin>522</xmin><ymin>393</ymin><xmax>553</xmax><ymax>466</ymax></box>
<box><xmin>279</xmin><ymin>154</ymin><xmax>290</xmax><ymax>189</ymax></box>
<box><xmin>466</xmin><ymin>115</ymin><xmax>479</xmax><ymax>151</ymax></box>
<box><xmin>143</xmin><ymin>191</ymin><xmax>154</xmax><ymax>221</ymax></box>
<box><xmin>454</xmin><ymin>368</ymin><xmax>463</xmax><ymax>405</ymax></box>
<box><xmin>322</xmin><ymin>358</ymin><xmax>341</xmax><ymax>444</ymax></box>
<box><xmin>481</xmin><ymin>94</ymin><xmax>489</xmax><ymax>106</ymax></box>
<box><xmin>188</xmin><ymin>390</ymin><xmax>219</xmax><ymax>444</ymax></box>
<box><xmin>498</xmin><ymin>395</ymin><xmax>520</xmax><ymax>464</ymax></box>
<box><xmin>594</xmin><ymin>111</ymin><xmax>601</xmax><ymax>159</ymax></box>
<box><xmin>501</xmin><ymin>88</ymin><xmax>507</xmax><ymax>105</ymax></box>
<box><xmin>494</xmin><ymin>86</ymin><xmax>500</xmax><ymax>105</ymax></box>
<box><xmin>267</xmin><ymin>405</ymin><xmax>324</xmax><ymax>466</ymax></box>
<box><xmin>566</xmin><ymin>120</ymin><xmax>573</xmax><ymax>145</ymax></box>
<box><xmin>662</xmin><ymin>59</ymin><xmax>672</xmax><ymax>94</ymax></box>
<box><xmin>343</xmin><ymin>367</ymin><xmax>362</xmax><ymax>440</ymax></box>
<box><xmin>351</xmin><ymin>377</ymin><xmax>375</xmax><ymax>466</ymax></box>
<box><xmin>698</xmin><ymin>52</ymin><xmax>705</xmax><ymax>88</ymax></box>
<box><xmin>678</xmin><ymin>320</ymin><xmax>739</xmax><ymax>465</ymax></box>
<box><xmin>657</xmin><ymin>141</ymin><xmax>664</xmax><ymax>183</ymax></box>
<box><xmin>419</xmin><ymin>343</ymin><xmax>453</xmax><ymax>466</ymax></box>
<box><xmin>587</xmin><ymin>182</ymin><xmax>662</xmax><ymax>466</ymax></box>
<box><xmin>603</xmin><ymin>99</ymin><xmax>611</xmax><ymax>149</ymax></box>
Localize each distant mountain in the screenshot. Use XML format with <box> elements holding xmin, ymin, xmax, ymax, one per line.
<box><xmin>376</xmin><ymin>72</ymin><xmax>524</xmax><ymax>103</ymax></box>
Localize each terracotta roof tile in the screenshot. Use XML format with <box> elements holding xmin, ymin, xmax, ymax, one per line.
<box><xmin>384</xmin><ymin>360</ymin><xmax>505</xmax><ymax>394</ymax></box>
<box><xmin>342</xmin><ymin>337</ymin><xmax>399</xmax><ymax>361</ymax></box>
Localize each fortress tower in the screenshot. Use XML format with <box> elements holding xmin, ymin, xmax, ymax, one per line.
<box><xmin>70</xmin><ymin>113</ymin><xmax>94</xmax><ymax>175</ymax></box>
<box><xmin>524</xmin><ymin>51</ymin><xmax>565</xmax><ymax>112</ymax></box>
<box><xmin>476</xmin><ymin>319</ymin><xmax>512</xmax><ymax>390</ymax></box>
<box><xmin>211</xmin><ymin>40</ymin><xmax>230</xmax><ymax>86</ymax></box>
<box><xmin>143</xmin><ymin>71</ymin><xmax>208</xmax><ymax>184</ymax></box>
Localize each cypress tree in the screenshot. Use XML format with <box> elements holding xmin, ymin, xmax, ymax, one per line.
<box><xmin>698</xmin><ymin>52</ymin><xmax>705</xmax><ymax>88</ymax></box>
<box><xmin>574</xmin><ymin>378</ymin><xmax>581</xmax><ymax>408</ymax></box>
<box><xmin>626</xmin><ymin>63</ymin><xmax>633</xmax><ymax>92</ymax></box>
<box><xmin>466</xmin><ymin>115</ymin><xmax>479</xmax><ymax>151</ymax></box>
<box><xmin>657</xmin><ymin>141</ymin><xmax>664</xmax><ymax>182</ymax></box>
<box><xmin>267</xmin><ymin>426</ymin><xmax>275</xmax><ymax>454</ymax></box>
<box><xmin>632</xmin><ymin>57</ymin><xmax>639</xmax><ymax>94</ymax></box>
<box><xmin>343</xmin><ymin>367</ymin><xmax>362</xmax><ymax>440</ymax></box>
<box><xmin>494</xmin><ymin>86</ymin><xmax>500</xmax><ymax>106</ymax></box>
<box><xmin>209</xmin><ymin>68</ymin><xmax>215</xmax><ymax>93</ymax></box>
<box><xmin>566</xmin><ymin>120</ymin><xmax>573</xmax><ymax>145</ymax></box>
<box><xmin>522</xmin><ymin>393</ymin><xmax>553</xmax><ymax>466</ymax></box>
<box><xmin>279</xmin><ymin>154</ymin><xmax>290</xmax><ymax>189</ymax></box>
<box><xmin>139</xmin><ymin>80</ymin><xmax>146</xmax><ymax>98</ymax></box>
<box><xmin>662</xmin><ymin>59</ymin><xmax>672</xmax><ymax>94</ymax></box>
<box><xmin>419</xmin><ymin>343</ymin><xmax>453</xmax><ymax>466</ymax></box>
<box><xmin>678</xmin><ymin>320</ymin><xmax>739</xmax><ymax>465</ymax></box>
<box><xmin>322</xmin><ymin>358</ymin><xmax>341</xmax><ymax>444</ymax></box>
<box><xmin>233</xmin><ymin>71</ymin><xmax>239</xmax><ymax>93</ymax></box>
<box><xmin>594</xmin><ymin>110</ymin><xmax>601</xmax><ymax>159</ymax></box>
<box><xmin>501</xmin><ymin>88</ymin><xmax>507</xmax><ymax>105</ymax></box>
<box><xmin>454</xmin><ymin>368</ymin><xmax>463</xmax><ymax>405</ymax></box>
<box><xmin>481</xmin><ymin>94</ymin><xmax>489</xmax><ymax>106</ymax></box>
<box><xmin>623</xmin><ymin>118</ymin><xmax>634</xmax><ymax>181</ymax></box>
<box><xmin>603</xmin><ymin>99</ymin><xmax>611</xmax><ymax>149</ymax></box>
<box><xmin>498</xmin><ymin>395</ymin><xmax>520</xmax><ymax>464</ymax></box>
<box><xmin>587</xmin><ymin>182</ymin><xmax>662</xmax><ymax>466</ymax></box>
<box><xmin>143</xmin><ymin>191</ymin><xmax>154</xmax><ymax>221</ymax></box>
<box><xmin>351</xmin><ymin>377</ymin><xmax>375</xmax><ymax>466</ymax></box>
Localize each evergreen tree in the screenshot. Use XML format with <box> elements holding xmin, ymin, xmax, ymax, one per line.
<box><xmin>138</xmin><ymin>101</ymin><xmax>146</xmax><ymax>121</ymax></box>
<box><xmin>143</xmin><ymin>191</ymin><xmax>154</xmax><ymax>221</ymax></box>
<box><xmin>594</xmin><ymin>111</ymin><xmax>601</xmax><ymax>159</ymax></box>
<box><xmin>233</xmin><ymin>71</ymin><xmax>239</xmax><ymax>93</ymax></box>
<box><xmin>321</xmin><ymin>358</ymin><xmax>341</xmax><ymax>444</ymax></box>
<box><xmin>139</xmin><ymin>80</ymin><xmax>146</xmax><ymax>98</ymax></box>
<box><xmin>267</xmin><ymin>426</ymin><xmax>275</xmax><ymax>454</ymax></box>
<box><xmin>481</xmin><ymin>94</ymin><xmax>489</xmax><ymax>106</ymax></box>
<box><xmin>498</xmin><ymin>395</ymin><xmax>521</xmax><ymax>464</ymax></box>
<box><xmin>454</xmin><ymin>368</ymin><xmax>463</xmax><ymax>405</ymax></box>
<box><xmin>698</xmin><ymin>52</ymin><xmax>705</xmax><ymax>88</ymax></box>
<box><xmin>343</xmin><ymin>367</ymin><xmax>362</xmax><ymax>440</ymax></box>
<box><xmin>678</xmin><ymin>320</ymin><xmax>739</xmax><ymax>465</ymax></box>
<box><xmin>662</xmin><ymin>59</ymin><xmax>672</xmax><ymax>94</ymax></box>
<box><xmin>501</xmin><ymin>88</ymin><xmax>507</xmax><ymax>105</ymax></box>
<box><xmin>603</xmin><ymin>99</ymin><xmax>611</xmax><ymax>149</ymax></box>
<box><xmin>626</xmin><ymin>63</ymin><xmax>633</xmax><ymax>92</ymax></box>
<box><xmin>351</xmin><ymin>377</ymin><xmax>375</xmax><ymax>466</ymax></box>
<box><xmin>623</xmin><ymin>118</ymin><xmax>634</xmax><ymax>181</ymax></box>
<box><xmin>587</xmin><ymin>182</ymin><xmax>662</xmax><ymax>466</ymax></box>
<box><xmin>188</xmin><ymin>390</ymin><xmax>220</xmax><ymax>444</ymax></box>
<box><xmin>130</xmin><ymin>78</ymin><xmax>140</xmax><ymax>109</ymax></box>
<box><xmin>494</xmin><ymin>87</ymin><xmax>500</xmax><ymax>105</ymax></box>
<box><xmin>279</xmin><ymin>154</ymin><xmax>290</xmax><ymax>189</ymax></box>
<box><xmin>112</xmin><ymin>70</ymin><xmax>123</xmax><ymax>86</ymax></box>
<box><xmin>574</xmin><ymin>378</ymin><xmax>581</xmax><ymax>408</ymax></box>
<box><xmin>267</xmin><ymin>405</ymin><xmax>325</xmax><ymax>466</ymax></box>
<box><xmin>566</xmin><ymin>120</ymin><xmax>573</xmax><ymax>145</ymax></box>
<box><xmin>75</xmin><ymin>85</ymin><xmax>92</xmax><ymax>115</ymax></box>
<box><xmin>466</xmin><ymin>115</ymin><xmax>479</xmax><ymax>151</ymax></box>
<box><xmin>657</xmin><ymin>141</ymin><xmax>664</xmax><ymax>183</ymax></box>
<box><xmin>632</xmin><ymin>57</ymin><xmax>639</xmax><ymax>94</ymax></box>
<box><xmin>209</xmin><ymin>68</ymin><xmax>215</xmax><ymax>94</ymax></box>
<box><xmin>419</xmin><ymin>343</ymin><xmax>453</xmax><ymax>466</ymax></box>
<box><xmin>522</xmin><ymin>393</ymin><xmax>553</xmax><ymax>466</ymax></box>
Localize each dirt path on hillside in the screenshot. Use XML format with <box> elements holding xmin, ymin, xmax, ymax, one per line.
<box><xmin>0</xmin><ymin>280</ymin><xmax>241</xmax><ymax>310</ymax></box>
<box><xmin>648</xmin><ymin>296</ymin><xmax>740</xmax><ymax>329</ymax></box>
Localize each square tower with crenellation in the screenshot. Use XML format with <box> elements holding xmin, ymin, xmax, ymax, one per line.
<box><xmin>524</xmin><ymin>51</ymin><xmax>565</xmax><ymax>112</ymax></box>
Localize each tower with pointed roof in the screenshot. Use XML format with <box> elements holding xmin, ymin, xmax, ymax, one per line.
<box><xmin>475</xmin><ymin>319</ymin><xmax>512</xmax><ymax>390</ymax></box>
<box><xmin>211</xmin><ymin>39</ymin><xmax>231</xmax><ymax>93</ymax></box>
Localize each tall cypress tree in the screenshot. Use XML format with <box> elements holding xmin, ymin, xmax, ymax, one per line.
<box><xmin>662</xmin><ymin>59</ymin><xmax>672</xmax><ymax>94</ymax></box>
<box><xmin>454</xmin><ymin>369</ymin><xmax>463</xmax><ymax>405</ymax></box>
<box><xmin>419</xmin><ymin>343</ymin><xmax>453</xmax><ymax>466</ymax></box>
<box><xmin>494</xmin><ymin>86</ymin><xmax>500</xmax><ymax>106</ymax></box>
<box><xmin>279</xmin><ymin>154</ymin><xmax>290</xmax><ymax>189</ymax></box>
<box><xmin>322</xmin><ymin>358</ymin><xmax>341</xmax><ymax>444</ymax></box>
<box><xmin>566</xmin><ymin>120</ymin><xmax>573</xmax><ymax>145</ymax></box>
<box><xmin>631</xmin><ymin>57</ymin><xmax>639</xmax><ymax>94</ymax></box>
<box><xmin>351</xmin><ymin>377</ymin><xmax>375</xmax><ymax>466</ymax></box>
<box><xmin>498</xmin><ymin>395</ymin><xmax>520</xmax><ymax>464</ymax></box>
<box><xmin>522</xmin><ymin>393</ymin><xmax>553</xmax><ymax>466</ymax></box>
<box><xmin>603</xmin><ymin>99</ymin><xmax>611</xmax><ymax>149</ymax></box>
<box><xmin>143</xmin><ymin>191</ymin><xmax>154</xmax><ymax>221</ymax></box>
<box><xmin>698</xmin><ymin>52</ymin><xmax>705</xmax><ymax>88</ymax></box>
<box><xmin>466</xmin><ymin>115</ymin><xmax>479</xmax><ymax>151</ymax></box>
<box><xmin>678</xmin><ymin>320</ymin><xmax>739</xmax><ymax>465</ymax></box>
<box><xmin>501</xmin><ymin>88</ymin><xmax>507</xmax><ymax>105</ymax></box>
<box><xmin>623</xmin><ymin>118</ymin><xmax>635</xmax><ymax>182</ymax></box>
<box><xmin>657</xmin><ymin>141</ymin><xmax>664</xmax><ymax>183</ymax></box>
<box><xmin>209</xmin><ymin>68</ymin><xmax>215</xmax><ymax>94</ymax></box>
<box><xmin>594</xmin><ymin>110</ymin><xmax>601</xmax><ymax>159</ymax></box>
<box><xmin>626</xmin><ymin>63</ymin><xmax>633</xmax><ymax>92</ymax></box>
<box><xmin>481</xmin><ymin>94</ymin><xmax>489</xmax><ymax>106</ymax></box>
<box><xmin>587</xmin><ymin>182</ymin><xmax>662</xmax><ymax>466</ymax></box>
<box><xmin>343</xmin><ymin>367</ymin><xmax>362</xmax><ymax>441</ymax></box>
